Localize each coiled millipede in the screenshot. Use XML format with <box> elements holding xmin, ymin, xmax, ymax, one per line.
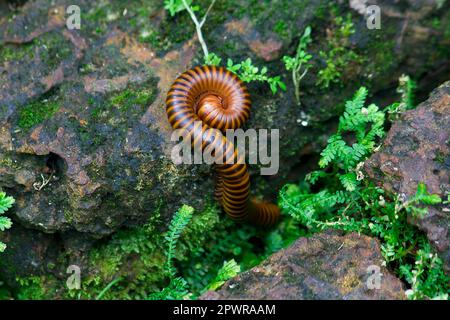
<box><xmin>166</xmin><ymin>65</ymin><xmax>280</xmax><ymax>226</ymax></box>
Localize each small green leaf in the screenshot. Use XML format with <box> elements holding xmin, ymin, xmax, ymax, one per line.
<box><xmin>164</xmin><ymin>0</ymin><xmax>192</xmax><ymax>16</ymax></box>
<box><xmin>0</xmin><ymin>216</ymin><xmax>12</xmax><ymax>231</ymax></box>
<box><xmin>205</xmin><ymin>52</ymin><xmax>222</xmax><ymax>66</ymax></box>
<box><xmin>0</xmin><ymin>192</ymin><xmax>15</xmax><ymax>214</ymax></box>
<box><xmin>205</xmin><ymin>260</ymin><xmax>241</xmax><ymax>291</ymax></box>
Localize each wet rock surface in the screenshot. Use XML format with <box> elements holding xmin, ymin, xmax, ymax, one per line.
<box><xmin>0</xmin><ymin>0</ymin><xmax>449</xmax><ymax>291</ymax></box>
<box><xmin>365</xmin><ymin>81</ymin><xmax>450</xmax><ymax>271</ymax></box>
<box><xmin>200</xmin><ymin>230</ymin><xmax>405</xmax><ymax>300</ymax></box>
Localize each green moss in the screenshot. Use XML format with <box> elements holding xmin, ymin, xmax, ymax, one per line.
<box><xmin>109</xmin><ymin>87</ymin><xmax>154</xmax><ymax>112</ymax></box>
<box><xmin>0</xmin><ymin>155</ymin><xmax>20</xmax><ymax>170</ymax></box>
<box><xmin>85</xmin><ymin>6</ymin><xmax>108</xmax><ymax>22</ymax></box>
<box><xmin>0</xmin><ymin>44</ymin><xmax>35</xmax><ymax>64</ymax></box>
<box><xmin>75</xmin><ymin>78</ymin><xmax>156</xmax><ymax>153</ymax></box>
<box><xmin>274</xmin><ymin>21</ymin><xmax>288</xmax><ymax>39</ymax></box>
<box><xmin>63</xmin><ymin>201</ymin><xmax>222</xmax><ymax>299</ymax></box>
<box><xmin>88</xmin><ymin>82</ymin><xmax>155</xmax><ymax>126</ymax></box>
<box><xmin>18</xmin><ymin>98</ymin><xmax>61</xmax><ymax>131</ymax></box>
<box><xmin>434</xmin><ymin>151</ymin><xmax>447</xmax><ymax>165</ymax></box>
<box><xmin>9</xmin><ymin>197</ymin><xmax>304</xmax><ymax>300</ymax></box>
<box><xmin>314</xmin><ymin>2</ymin><xmax>329</xmax><ymax>20</ymax></box>
<box><xmin>68</xmin><ymin>214</ymin><xmax>164</xmax><ymax>299</ymax></box>
<box><xmin>35</xmin><ymin>31</ymin><xmax>73</xmax><ymax>70</ymax></box>
<box><xmin>0</xmin><ymin>30</ymin><xmax>71</xmax><ymax>71</ymax></box>
<box><xmin>84</xmin><ymin>5</ymin><xmax>109</xmax><ymax>36</ymax></box>
<box><xmin>0</xmin><ymin>283</ymin><xmax>12</xmax><ymax>299</ymax></box>
<box><xmin>15</xmin><ymin>276</ymin><xmax>46</xmax><ymax>300</ymax></box>
<box><xmin>145</xmin><ymin>0</ymin><xmax>263</xmax><ymax>53</ymax></box>
<box><xmin>138</xmin><ymin>29</ymin><xmax>172</xmax><ymax>51</ymax></box>
<box><xmin>316</xmin><ymin>13</ymin><xmax>365</xmax><ymax>88</ymax></box>
<box><xmin>158</xmin><ymin>12</ymin><xmax>194</xmax><ymax>46</ymax></box>
<box><xmin>63</xmin><ymin>210</ymin><xmax>74</xmax><ymax>224</ymax></box>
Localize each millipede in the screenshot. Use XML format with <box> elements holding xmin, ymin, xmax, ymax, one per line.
<box><xmin>165</xmin><ymin>65</ymin><xmax>280</xmax><ymax>226</ymax></box>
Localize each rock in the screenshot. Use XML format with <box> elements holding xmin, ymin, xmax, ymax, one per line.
<box><xmin>200</xmin><ymin>230</ymin><xmax>405</xmax><ymax>300</ymax></box>
<box><xmin>365</xmin><ymin>81</ymin><xmax>450</xmax><ymax>271</ymax></box>
<box><xmin>0</xmin><ymin>0</ymin><xmax>448</xmax><ymax>294</ymax></box>
<box><xmin>224</xmin><ymin>18</ymin><xmax>283</xmax><ymax>61</ymax></box>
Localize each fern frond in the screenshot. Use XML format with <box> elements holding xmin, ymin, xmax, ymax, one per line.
<box><xmin>334</xmin><ymin>190</ymin><xmax>352</xmax><ymax>204</ymax></box>
<box><xmin>278</xmin><ymin>85</ymin><xmax>447</xmax><ymax>299</ymax></box>
<box><xmin>412</xmin><ymin>183</ymin><xmax>442</xmax><ymax>205</ymax></box>
<box><xmin>279</xmin><ymin>186</ymin><xmax>338</xmax><ymax>228</ymax></box>
<box><xmin>0</xmin><ymin>192</ymin><xmax>14</xmax><ymax>253</ymax></box>
<box><xmin>319</xmin><ymin>135</ymin><xmax>346</xmax><ymax>168</ymax></box>
<box><xmin>204</xmin><ymin>260</ymin><xmax>240</xmax><ymax>292</ymax></box>
<box><xmin>305</xmin><ymin>170</ymin><xmax>327</xmax><ymax>184</ymax></box>
<box><xmin>351</xmin><ymin>86</ymin><xmax>368</xmax><ymax>110</ymax></box>
<box><xmin>344</xmin><ymin>87</ymin><xmax>368</xmax><ymax>116</ymax></box>
<box><xmin>0</xmin><ymin>192</ymin><xmax>15</xmax><ymax>214</ymax></box>
<box><xmin>344</xmin><ymin>143</ymin><xmax>367</xmax><ymax>168</ymax></box>
<box><xmin>148</xmin><ymin>277</ymin><xmax>189</xmax><ymax>300</ymax></box>
<box><xmin>0</xmin><ymin>216</ymin><xmax>12</xmax><ymax>231</ymax></box>
<box><xmin>165</xmin><ymin>205</ymin><xmax>194</xmax><ymax>277</ymax></box>
<box><xmin>339</xmin><ymin>172</ymin><xmax>358</xmax><ymax>192</ymax></box>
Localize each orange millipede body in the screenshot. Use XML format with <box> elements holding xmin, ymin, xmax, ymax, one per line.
<box><xmin>166</xmin><ymin>65</ymin><xmax>280</xmax><ymax>226</ymax></box>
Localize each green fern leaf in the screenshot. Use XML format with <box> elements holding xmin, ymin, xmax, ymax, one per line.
<box><xmin>0</xmin><ymin>192</ymin><xmax>14</xmax><ymax>253</ymax></box>
<box><xmin>306</xmin><ymin>170</ymin><xmax>327</xmax><ymax>184</ymax></box>
<box><xmin>339</xmin><ymin>172</ymin><xmax>358</xmax><ymax>192</ymax></box>
<box><xmin>148</xmin><ymin>277</ymin><xmax>189</xmax><ymax>300</ymax></box>
<box><xmin>319</xmin><ymin>135</ymin><xmax>346</xmax><ymax>168</ymax></box>
<box><xmin>334</xmin><ymin>190</ymin><xmax>351</xmax><ymax>203</ymax></box>
<box><xmin>412</xmin><ymin>183</ymin><xmax>442</xmax><ymax>205</ymax></box>
<box><xmin>205</xmin><ymin>260</ymin><xmax>241</xmax><ymax>291</ymax></box>
<box><xmin>165</xmin><ymin>205</ymin><xmax>194</xmax><ymax>277</ymax></box>
<box><xmin>0</xmin><ymin>216</ymin><xmax>12</xmax><ymax>231</ymax></box>
<box><xmin>0</xmin><ymin>192</ymin><xmax>15</xmax><ymax>214</ymax></box>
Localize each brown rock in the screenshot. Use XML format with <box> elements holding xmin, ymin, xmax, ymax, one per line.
<box><xmin>14</xmin><ymin>169</ymin><xmax>36</xmax><ymax>190</ymax></box>
<box><xmin>225</xmin><ymin>17</ymin><xmax>283</xmax><ymax>61</ymax></box>
<box><xmin>200</xmin><ymin>231</ymin><xmax>405</xmax><ymax>300</ymax></box>
<box><xmin>365</xmin><ymin>81</ymin><xmax>450</xmax><ymax>271</ymax></box>
<box><xmin>248</xmin><ymin>38</ymin><xmax>283</xmax><ymax>62</ymax></box>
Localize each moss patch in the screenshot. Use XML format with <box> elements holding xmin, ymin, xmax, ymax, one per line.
<box><xmin>316</xmin><ymin>13</ymin><xmax>365</xmax><ymax>89</ymax></box>
<box><xmin>0</xmin><ymin>44</ymin><xmax>35</xmax><ymax>64</ymax></box>
<box><xmin>35</xmin><ymin>31</ymin><xmax>72</xmax><ymax>70</ymax></box>
<box><xmin>109</xmin><ymin>87</ymin><xmax>154</xmax><ymax>112</ymax></box>
<box><xmin>18</xmin><ymin>96</ymin><xmax>61</xmax><ymax>131</ymax></box>
<box><xmin>66</xmin><ymin>202</ymin><xmax>221</xmax><ymax>300</ymax></box>
<box><xmin>15</xmin><ymin>276</ymin><xmax>45</xmax><ymax>300</ymax></box>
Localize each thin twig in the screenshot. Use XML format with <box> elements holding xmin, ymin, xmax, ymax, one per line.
<box><xmin>33</xmin><ymin>173</ymin><xmax>53</xmax><ymax>191</ymax></box>
<box><xmin>200</xmin><ymin>0</ymin><xmax>217</xmax><ymax>27</ymax></box>
<box><xmin>182</xmin><ymin>0</ymin><xmax>216</xmax><ymax>59</ymax></box>
<box><xmin>182</xmin><ymin>0</ymin><xmax>200</xmax><ymax>25</ymax></box>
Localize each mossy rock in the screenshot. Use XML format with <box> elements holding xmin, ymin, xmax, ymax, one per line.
<box><xmin>0</xmin><ymin>0</ymin><xmax>449</xmax><ymax>298</ymax></box>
